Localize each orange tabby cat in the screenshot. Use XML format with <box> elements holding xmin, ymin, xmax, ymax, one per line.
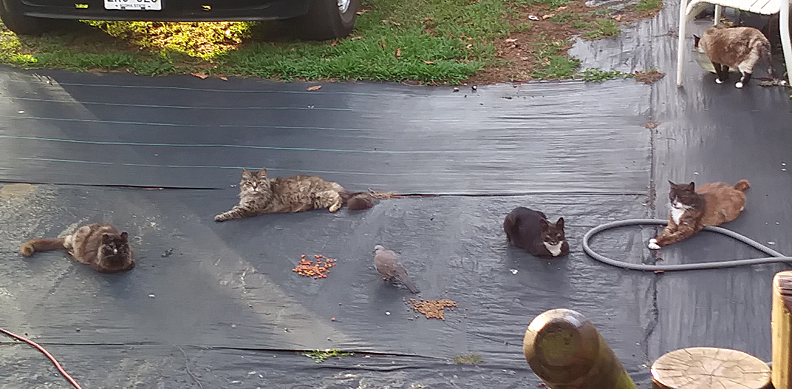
<box><xmin>648</xmin><ymin>179</ymin><xmax>750</xmax><ymax>249</ymax></box>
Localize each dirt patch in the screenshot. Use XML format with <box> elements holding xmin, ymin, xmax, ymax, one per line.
<box><xmin>634</xmin><ymin>69</ymin><xmax>666</xmax><ymax>84</ymax></box>
<box><xmin>467</xmin><ymin>0</ymin><xmax>663</xmax><ymax>84</ymax></box>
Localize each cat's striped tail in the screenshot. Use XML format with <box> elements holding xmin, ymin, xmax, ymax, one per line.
<box><xmin>19</xmin><ymin>237</ymin><xmax>66</xmax><ymax>257</ymax></box>
<box><xmin>734</xmin><ymin>179</ymin><xmax>750</xmax><ymax>192</ymax></box>
<box><xmin>341</xmin><ymin>190</ymin><xmax>398</xmax><ymax>211</ymax></box>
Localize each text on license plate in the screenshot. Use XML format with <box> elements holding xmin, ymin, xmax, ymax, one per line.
<box><xmin>104</xmin><ymin>0</ymin><xmax>162</xmax><ymax>11</ymax></box>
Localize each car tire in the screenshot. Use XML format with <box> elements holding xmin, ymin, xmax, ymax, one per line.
<box><xmin>290</xmin><ymin>0</ymin><xmax>360</xmax><ymax>41</ymax></box>
<box><xmin>0</xmin><ymin>0</ymin><xmax>56</xmax><ymax>35</ymax></box>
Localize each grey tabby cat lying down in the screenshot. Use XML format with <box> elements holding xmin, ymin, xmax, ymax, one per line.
<box><xmin>215</xmin><ymin>168</ymin><xmax>393</xmax><ymax>222</ymax></box>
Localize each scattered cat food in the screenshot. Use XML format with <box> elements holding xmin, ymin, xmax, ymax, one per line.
<box><xmin>409</xmin><ymin>298</ymin><xmax>458</xmax><ymax>320</ymax></box>
<box><xmin>292</xmin><ymin>254</ymin><xmax>336</xmax><ymax>279</ymax></box>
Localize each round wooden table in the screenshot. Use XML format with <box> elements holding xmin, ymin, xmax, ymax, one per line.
<box><xmin>651</xmin><ymin>347</ymin><xmax>771</xmax><ymax>389</ymax></box>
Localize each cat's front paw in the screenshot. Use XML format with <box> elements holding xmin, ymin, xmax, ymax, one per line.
<box><xmin>715</xmin><ymin>78</ymin><xmax>724</xmax><ymax>84</ymax></box>
<box><xmin>214</xmin><ymin>214</ymin><xmax>228</xmax><ymax>222</ymax></box>
<box><xmin>735</xmin><ymin>81</ymin><xmax>744</xmax><ymax>88</ymax></box>
<box><xmin>328</xmin><ymin>203</ymin><xmax>341</xmax><ymax>212</ymax></box>
<box><xmin>647</xmin><ymin>239</ymin><xmax>660</xmax><ymax>250</ymax></box>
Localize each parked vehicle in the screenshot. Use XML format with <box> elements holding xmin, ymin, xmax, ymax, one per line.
<box><xmin>0</xmin><ymin>0</ymin><xmax>360</xmax><ymax>40</ymax></box>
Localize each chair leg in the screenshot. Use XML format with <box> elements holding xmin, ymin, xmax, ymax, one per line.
<box><xmin>714</xmin><ymin>5</ymin><xmax>722</xmax><ymax>25</ymax></box>
<box><xmin>780</xmin><ymin>2</ymin><xmax>792</xmax><ymax>86</ymax></box>
<box><xmin>677</xmin><ymin>0</ymin><xmax>689</xmax><ymax>86</ymax></box>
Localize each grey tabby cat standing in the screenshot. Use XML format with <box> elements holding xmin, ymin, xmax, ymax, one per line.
<box><xmin>19</xmin><ymin>223</ymin><xmax>135</xmax><ymax>273</ymax></box>
<box><xmin>215</xmin><ymin>168</ymin><xmax>391</xmax><ymax>222</ymax></box>
<box><xmin>694</xmin><ymin>25</ymin><xmax>772</xmax><ymax>88</ymax></box>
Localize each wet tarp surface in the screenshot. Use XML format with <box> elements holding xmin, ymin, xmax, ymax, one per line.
<box><xmin>2</xmin><ymin>2</ymin><xmax>792</xmax><ymax>387</ymax></box>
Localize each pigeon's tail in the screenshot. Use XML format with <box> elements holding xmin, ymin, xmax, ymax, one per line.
<box><xmin>400</xmin><ymin>277</ymin><xmax>420</xmax><ymax>294</ymax></box>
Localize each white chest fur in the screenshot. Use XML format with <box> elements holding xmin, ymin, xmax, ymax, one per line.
<box><xmin>544</xmin><ymin>242</ymin><xmax>564</xmax><ymax>257</ymax></box>
<box><xmin>670</xmin><ymin>203</ymin><xmax>691</xmax><ymax>225</ymax></box>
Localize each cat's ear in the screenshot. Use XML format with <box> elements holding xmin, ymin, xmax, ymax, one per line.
<box><xmin>120</xmin><ymin>232</ymin><xmax>128</xmax><ymax>241</ymax></box>
<box><xmin>257</xmin><ymin>168</ymin><xmax>268</xmax><ymax>178</ymax></box>
<box><xmin>101</xmin><ymin>233</ymin><xmax>112</xmax><ymax>244</ymax></box>
<box><xmin>556</xmin><ymin>217</ymin><xmax>564</xmax><ymax>229</ymax></box>
<box><xmin>241</xmin><ymin>169</ymin><xmax>253</xmax><ymax>179</ymax></box>
<box><xmin>686</xmin><ymin>182</ymin><xmax>695</xmax><ymax>191</ymax></box>
<box><xmin>668</xmin><ymin>180</ymin><xmax>676</xmax><ymax>186</ymax></box>
<box><xmin>693</xmin><ymin>35</ymin><xmax>700</xmax><ymax>48</ymax></box>
<box><xmin>539</xmin><ymin>218</ymin><xmax>549</xmax><ymax>231</ymax></box>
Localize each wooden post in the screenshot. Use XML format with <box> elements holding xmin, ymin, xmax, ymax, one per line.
<box><xmin>652</xmin><ymin>347</ymin><xmax>770</xmax><ymax>389</ymax></box>
<box><xmin>773</xmin><ymin>270</ymin><xmax>792</xmax><ymax>389</ymax></box>
<box><xmin>523</xmin><ymin>308</ymin><xmax>637</xmax><ymax>389</ymax></box>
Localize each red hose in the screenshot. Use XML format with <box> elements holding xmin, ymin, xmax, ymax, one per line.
<box><xmin>0</xmin><ymin>327</ymin><xmax>83</xmax><ymax>389</ymax></box>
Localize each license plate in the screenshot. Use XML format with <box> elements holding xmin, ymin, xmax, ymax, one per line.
<box><xmin>104</xmin><ymin>0</ymin><xmax>162</xmax><ymax>11</ymax></box>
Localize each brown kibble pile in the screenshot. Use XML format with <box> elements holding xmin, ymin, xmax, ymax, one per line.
<box><xmin>409</xmin><ymin>298</ymin><xmax>458</xmax><ymax>320</ymax></box>
<box><xmin>292</xmin><ymin>254</ymin><xmax>336</xmax><ymax>279</ymax></box>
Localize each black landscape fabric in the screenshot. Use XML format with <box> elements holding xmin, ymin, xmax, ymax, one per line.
<box><xmin>2</xmin><ymin>10</ymin><xmax>792</xmax><ymax>389</ymax></box>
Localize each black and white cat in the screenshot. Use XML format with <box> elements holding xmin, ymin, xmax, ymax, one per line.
<box><xmin>503</xmin><ymin>207</ymin><xmax>569</xmax><ymax>258</ymax></box>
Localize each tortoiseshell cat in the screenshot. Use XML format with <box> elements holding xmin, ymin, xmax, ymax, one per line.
<box><xmin>20</xmin><ymin>223</ymin><xmax>135</xmax><ymax>273</ymax></box>
<box><xmin>694</xmin><ymin>25</ymin><xmax>772</xmax><ymax>88</ymax></box>
<box><xmin>503</xmin><ymin>207</ymin><xmax>569</xmax><ymax>258</ymax></box>
<box><xmin>215</xmin><ymin>168</ymin><xmax>391</xmax><ymax>222</ymax></box>
<box><xmin>648</xmin><ymin>179</ymin><xmax>750</xmax><ymax>249</ymax></box>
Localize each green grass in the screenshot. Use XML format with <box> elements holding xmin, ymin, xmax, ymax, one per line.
<box><xmin>453</xmin><ymin>353</ymin><xmax>485</xmax><ymax>364</ymax></box>
<box><xmin>636</xmin><ymin>0</ymin><xmax>664</xmax><ymax>12</ymax></box>
<box><xmin>529</xmin><ymin>36</ymin><xmax>579</xmax><ymax>79</ymax></box>
<box><xmin>0</xmin><ymin>0</ymin><xmax>660</xmax><ymax>83</ymax></box>
<box><xmin>580</xmin><ymin>68</ymin><xmax>632</xmax><ymax>82</ymax></box>
<box><xmin>304</xmin><ymin>349</ymin><xmax>353</xmax><ymax>363</ymax></box>
<box><xmin>0</xmin><ymin>0</ymin><xmax>534</xmax><ymax>83</ymax></box>
<box><xmin>577</xmin><ymin>18</ymin><xmax>621</xmax><ymax>40</ymax></box>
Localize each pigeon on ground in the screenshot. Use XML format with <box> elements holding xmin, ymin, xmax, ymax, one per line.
<box><xmin>373</xmin><ymin>245</ymin><xmax>420</xmax><ymax>294</ymax></box>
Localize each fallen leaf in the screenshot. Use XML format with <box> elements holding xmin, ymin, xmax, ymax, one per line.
<box><xmin>191</xmin><ymin>72</ymin><xmax>209</xmax><ymax>79</ymax></box>
<box><xmin>395</xmin><ymin>48</ymin><xmax>402</xmax><ymax>57</ymax></box>
<box><xmin>392</xmin><ymin>22</ymin><xmax>402</xmax><ymax>26</ymax></box>
<box><xmin>421</xmin><ymin>60</ymin><xmax>435</xmax><ymax>65</ymax></box>
<box><xmin>557</xmin><ymin>6</ymin><xmax>568</xmax><ymax>10</ymax></box>
<box><xmin>350</xmin><ymin>36</ymin><xmax>362</xmax><ymax>40</ymax></box>
<box><xmin>379</xmin><ymin>40</ymin><xmax>386</xmax><ymax>49</ymax></box>
<box><xmin>504</xmin><ymin>38</ymin><xmax>517</xmax><ymax>43</ymax></box>
<box><xmin>614</xmin><ymin>14</ymin><xmax>622</xmax><ymax>22</ymax></box>
<box><xmin>542</xmin><ymin>14</ymin><xmax>555</xmax><ymax>19</ymax></box>
<box><xmin>330</xmin><ymin>40</ymin><xmax>339</xmax><ymax>47</ymax></box>
<box><xmin>381</xmin><ymin>19</ymin><xmax>388</xmax><ymax>24</ymax></box>
<box><xmin>644</xmin><ymin>122</ymin><xmax>659</xmax><ymax>129</ymax></box>
<box><xmin>307</xmin><ymin>85</ymin><xmax>322</xmax><ymax>91</ymax></box>
<box><xmin>219</xmin><ymin>76</ymin><xmax>228</xmax><ymax>81</ymax></box>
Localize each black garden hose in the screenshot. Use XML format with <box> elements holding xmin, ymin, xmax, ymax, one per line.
<box><xmin>583</xmin><ymin>219</ymin><xmax>792</xmax><ymax>271</ymax></box>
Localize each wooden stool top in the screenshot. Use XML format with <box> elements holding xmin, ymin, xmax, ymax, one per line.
<box><xmin>652</xmin><ymin>347</ymin><xmax>770</xmax><ymax>389</ymax></box>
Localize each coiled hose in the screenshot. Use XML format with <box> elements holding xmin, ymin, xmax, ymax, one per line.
<box><xmin>583</xmin><ymin>219</ymin><xmax>792</xmax><ymax>271</ymax></box>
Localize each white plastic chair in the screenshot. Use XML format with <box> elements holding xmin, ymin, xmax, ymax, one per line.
<box><xmin>676</xmin><ymin>0</ymin><xmax>792</xmax><ymax>86</ymax></box>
